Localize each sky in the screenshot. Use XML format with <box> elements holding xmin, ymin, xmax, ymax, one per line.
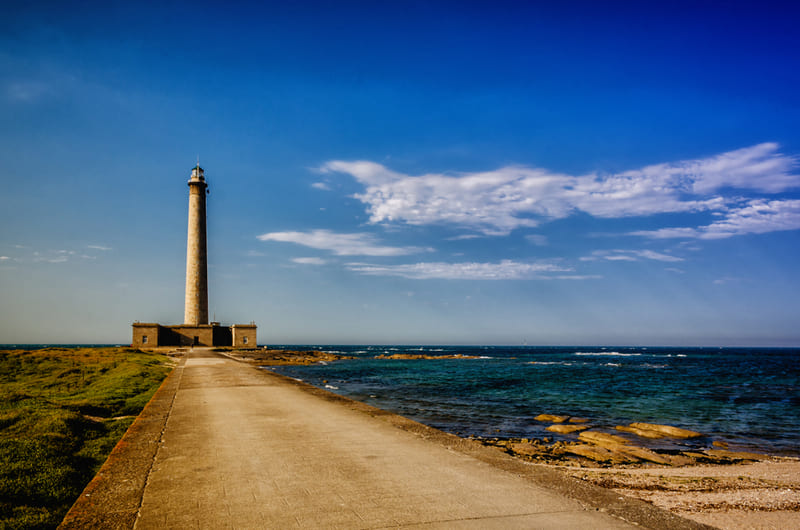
<box><xmin>1</xmin><ymin>1</ymin><xmax>799</xmax><ymax>346</ymax></box>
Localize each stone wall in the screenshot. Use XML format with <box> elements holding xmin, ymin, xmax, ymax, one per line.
<box><xmin>131</xmin><ymin>323</ymin><xmax>254</xmax><ymax>347</ymax></box>
<box><xmin>231</xmin><ymin>324</ymin><xmax>257</xmax><ymax>348</ymax></box>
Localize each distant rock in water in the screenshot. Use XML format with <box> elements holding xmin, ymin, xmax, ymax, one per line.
<box><xmin>546</xmin><ymin>424</ymin><xmax>589</xmax><ymax>434</ymax></box>
<box><xmin>626</xmin><ymin>422</ymin><xmax>702</xmax><ymax>439</ymax></box>
<box><xmin>535</xmin><ymin>414</ymin><xmax>569</xmax><ymax>423</ymax></box>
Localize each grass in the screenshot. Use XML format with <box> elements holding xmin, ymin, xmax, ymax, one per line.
<box><xmin>0</xmin><ymin>347</ymin><xmax>172</xmax><ymax>529</ymax></box>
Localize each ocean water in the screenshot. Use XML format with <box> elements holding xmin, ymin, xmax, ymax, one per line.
<box><xmin>265</xmin><ymin>345</ymin><xmax>800</xmax><ymax>456</ymax></box>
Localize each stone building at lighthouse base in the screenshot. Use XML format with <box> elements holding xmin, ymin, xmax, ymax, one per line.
<box><xmin>132</xmin><ymin>322</ymin><xmax>256</xmax><ymax>348</ymax></box>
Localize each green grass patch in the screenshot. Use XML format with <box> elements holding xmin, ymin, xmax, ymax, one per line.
<box><xmin>0</xmin><ymin>347</ymin><xmax>172</xmax><ymax>529</ymax></box>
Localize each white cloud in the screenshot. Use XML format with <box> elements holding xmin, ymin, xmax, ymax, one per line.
<box><xmin>632</xmin><ymin>199</ymin><xmax>800</xmax><ymax>240</ymax></box>
<box><xmin>320</xmin><ymin>143</ymin><xmax>799</xmax><ymax>235</ymax></box>
<box><xmin>345</xmin><ymin>259</ymin><xmax>572</xmax><ymax>280</ymax></box>
<box><xmin>292</xmin><ymin>257</ymin><xmax>327</xmax><ymax>265</ymax></box>
<box><xmin>87</xmin><ymin>245</ymin><xmax>112</xmax><ymax>251</ymax></box>
<box><xmin>580</xmin><ymin>249</ymin><xmax>684</xmax><ymax>262</ymax></box>
<box><xmin>0</xmin><ymin>256</ymin><xmax>9</xmax><ymax>260</ymax></box>
<box><xmin>311</xmin><ymin>182</ymin><xmax>331</xmax><ymax>190</ymax></box>
<box><xmin>257</xmin><ymin>229</ymin><xmax>430</xmax><ymax>256</ymax></box>
<box><xmin>713</xmin><ymin>277</ymin><xmax>743</xmax><ymax>285</ymax></box>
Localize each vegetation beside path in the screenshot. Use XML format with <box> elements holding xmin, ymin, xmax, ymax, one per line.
<box><xmin>0</xmin><ymin>347</ymin><xmax>172</xmax><ymax>529</ymax></box>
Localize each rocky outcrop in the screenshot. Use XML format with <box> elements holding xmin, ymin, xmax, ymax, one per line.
<box><xmin>534</xmin><ymin>414</ymin><xmax>569</xmax><ymax>423</ymax></box>
<box><xmin>546</xmin><ymin>424</ymin><xmax>589</xmax><ymax>434</ymax></box>
<box><xmin>628</xmin><ymin>422</ymin><xmax>702</xmax><ymax>438</ymax></box>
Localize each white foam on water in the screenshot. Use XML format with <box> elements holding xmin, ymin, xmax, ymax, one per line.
<box><xmin>527</xmin><ymin>361</ymin><xmax>573</xmax><ymax>366</ymax></box>
<box><xmin>574</xmin><ymin>351</ymin><xmax>641</xmax><ymax>357</ymax></box>
<box><xmin>324</xmin><ymin>384</ymin><xmax>339</xmax><ymax>390</ymax></box>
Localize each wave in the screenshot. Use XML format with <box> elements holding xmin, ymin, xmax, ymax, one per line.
<box><xmin>527</xmin><ymin>361</ymin><xmax>574</xmax><ymax>366</ymax></box>
<box><xmin>324</xmin><ymin>384</ymin><xmax>339</xmax><ymax>390</ymax></box>
<box><xmin>574</xmin><ymin>352</ymin><xmax>642</xmax><ymax>357</ymax></box>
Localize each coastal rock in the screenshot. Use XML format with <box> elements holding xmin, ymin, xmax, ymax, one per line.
<box><xmin>579</xmin><ymin>431</ymin><xmax>631</xmax><ymax>446</ymax></box>
<box><xmin>546</xmin><ymin>424</ymin><xmax>589</xmax><ymax>434</ymax></box>
<box><xmin>241</xmin><ymin>349</ymin><xmax>354</xmax><ymax>365</ymax></box>
<box><xmin>628</xmin><ymin>422</ymin><xmax>702</xmax><ymax>439</ymax></box>
<box><xmin>535</xmin><ymin>414</ymin><xmax>569</xmax><ymax>423</ymax></box>
<box><xmin>565</xmin><ymin>444</ymin><xmax>631</xmax><ymax>464</ymax></box>
<box><xmin>508</xmin><ymin>442</ymin><xmax>549</xmax><ymax>458</ymax></box>
<box><xmin>703</xmin><ymin>449</ymin><xmax>766</xmax><ymax>462</ymax></box>
<box><xmin>615</xmin><ymin>425</ymin><xmax>668</xmax><ymax>439</ymax></box>
<box><xmin>568</xmin><ymin>417</ymin><xmax>589</xmax><ymax>423</ymax></box>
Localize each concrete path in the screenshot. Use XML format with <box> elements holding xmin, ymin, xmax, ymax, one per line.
<box><xmin>62</xmin><ymin>350</ymin><xmax>707</xmax><ymax>529</ymax></box>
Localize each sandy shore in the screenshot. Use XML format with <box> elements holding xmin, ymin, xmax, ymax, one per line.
<box><xmin>219</xmin><ymin>348</ymin><xmax>800</xmax><ymax>529</ymax></box>
<box><xmin>559</xmin><ymin>459</ymin><xmax>800</xmax><ymax>529</ymax></box>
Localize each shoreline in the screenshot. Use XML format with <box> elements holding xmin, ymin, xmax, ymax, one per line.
<box><xmin>226</xmin><ymin>347</ymin><xmax>800</xmax><ymax>529</ymax></box>
<box><xmin>65</xmin><ymin>348</ymin><xmax>699</xmax><ymax>529</ymax></box>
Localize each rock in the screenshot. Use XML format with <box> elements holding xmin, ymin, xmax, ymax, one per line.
<box><xmin>704</xmin><ymin>449</ymin><xmax>766</xmax><ymax>461</ymax></box>
<box><xmin>628</xmin><ymin>422</ymin><xmax>701</xmax><ymax>438</ymax></box>
<box><xmin>579</xmin><ymin>431</ymin><xmax>631</xmax><ymax>446</ymax></box>
<box><xmin>615</xmin><ymin>425</ymin><xmax>667</xmax><ymax>439</ymax></box>
<box><xmin>712</xmin><ymin>440</ymin><xmax>729</xmax><ymax>448</ymax></box>
<box><xmin>509</xmin><ymin>442</ymin><xmax>546</xmax><ymax>458</ymax></box>
<box><xmin>568</xmin><ymin>417</ymin><xmax>589</xmax><ymax>423</ymax></box>
<box><xmin>535</xmin><ymin>414</ymin><xmax>569</xmax><ymax>423</ymax></box>
<box><xmin>564</xmin><ymin>444</ymin><xmax>632</xmax><ymax>464</ymax></box>
<box><xmin>546</xmin><ymin>424</ymin><xmax>589</xmax><ymax>434</ymax></box>
<box><xmin>613</xmin><ymin>444</ymin><xmax>674</xmax><ymax>465</ymax></box>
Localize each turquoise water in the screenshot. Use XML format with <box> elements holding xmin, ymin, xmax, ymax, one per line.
<box><xmin>265</xmin><ymin>345</ymin><xmax>800</xmax><ymax>456</ymax></box>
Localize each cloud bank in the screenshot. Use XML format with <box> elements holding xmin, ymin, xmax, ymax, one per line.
<box><xmin>632</xmin><ymin>199</ymin><xmax>800</xmax><ymax>239</ymax></box>
<box><xmin>345</xmin><ymin>259</ymin><xmax>584</xmax><ymax>280</ymax></box>
<box><xmin>257</xmin><ymin>229</ymin><xmax>430</xmax><ymax>256</ymax></box>
<box><xmin>320</xmin><ymin>143</ymin><xmax>799</xmax><ymax>236</ymax></box>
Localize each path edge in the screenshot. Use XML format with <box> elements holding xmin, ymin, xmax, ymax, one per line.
<box><xmin>58</xmin><ymin>358</ymin><xmax>184</xmax><ymax>529</ymax></box>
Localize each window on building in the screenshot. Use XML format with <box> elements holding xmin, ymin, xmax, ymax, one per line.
<box><xmin>243</xmin><ymin>336</ymin><xmax>248</xmax><ymax>345</ymax></box>
<box><xmin>142</xmin><ymin>335</ymin><xmax>148</xmax><ymax>344</ymax></box>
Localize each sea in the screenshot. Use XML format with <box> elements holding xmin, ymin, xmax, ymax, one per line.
<box><xmin>263</xmin><ymin>345</ymin><xmax>800</xmax><ymax>457</ymax></box>
<box><xmin>5</xmin><ymin>343</ymin><xmax>798</xmax><ymax>456</ymax></box>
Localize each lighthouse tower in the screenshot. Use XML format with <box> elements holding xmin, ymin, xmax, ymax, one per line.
<box><xmin>184</xmin><ymin>164</ymin><xmax>209</xmax><ymax>325</ymax></box>
<box><xmin>131</xmin><ymin>163</ymin><xmax>256</xmax><ymax>348</ymax></box>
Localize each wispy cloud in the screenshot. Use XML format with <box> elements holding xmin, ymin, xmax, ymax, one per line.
<box><xmin>87</xmin><ymin>245</ymin><xmax>112</xmax><ymax>251</ymax></box>
<box><xmin>257</xmin><ymin>229</ymin><xmax>431</xmax><ymax>256</ymax></box>
<box><xmin>345</xmin><ymin>259</ymin><xmax>575</xmax><ymax>280</ymax></box>
<box><xmin>292</xmin><ymin>257</ymin><xmax>327</xmax><ymax>265</ymax></box>
<box><xmin>311</xmin><ymin>182</ymin><xmax>331</xmax><ymax>190</ymax></box>
<box><xmin>320</xmin><ymin>143</ymin><xmax>799</xmax><ymax>235</ymax></box>
<box><xmin>632</xmin><ymin>199</ymin><xmax>800</xmax><ymax>239</ymax></box>
<box><xmin>5</xmin><ymin>80</ymin><xmax>51</xmax><ymax>103</ymax></box>
<box><xmin>525</xmin><ymin>234</ymin><xmax>548</xmax><ymax>246</ymax></box>
<box><xmin>0</xmin><ymin>256</ymin><xmax>9</xmax><ymax>261</ymax></box>
<box><xmin>580</xmin><ymin>249</ymin><xmax>684</xmax><ymax>262</ymax></box>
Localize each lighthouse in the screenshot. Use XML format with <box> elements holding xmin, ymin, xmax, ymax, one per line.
<box><xmin>184</xmin><ymin>165</ymin><xmax>209</xmax><ymax>325</ymax></box>
<box><xmin>131</xmin><ymin>163</ymin><xmax>256</xmax><ymax>348</ymax></box>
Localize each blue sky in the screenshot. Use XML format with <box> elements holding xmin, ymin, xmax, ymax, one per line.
<box><xmin>1</xmin><ymin>1</ymin><xmax>799</xmax><ymax>345</ymax></box>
